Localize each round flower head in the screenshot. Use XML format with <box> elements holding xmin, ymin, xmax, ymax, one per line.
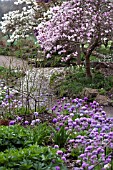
<box><xmin>16</xmin><ymin>116</ymin><xmax>22</xmax><ymax>121</ymax></box>
<box><xmin>9</xmin><ymin>120</ymin><xmax>15</xmax><ymax>126</ymax></box>
<box><xmin>24</xmin><ymin>120</ymin><xmax>29</xmax><ymax>125</ymax></box>
<box><xmin>34</xmin><ymin>112</ymin><xmax>39</xmax><ymax>117</ymax></box>
<box><xmin>55</xmin><ymin>166</ymin><xmax>60</xmax><ymax>170</ymax></box>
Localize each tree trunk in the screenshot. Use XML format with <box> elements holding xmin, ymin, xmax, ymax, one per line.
<box><xmin>85</xmin><ymin>54</ymin><xmax>92</xmax><ymax>78</ymax></box>
<box><xmin>76</xmin><ymin>44</ymin><xmax>81</xmax><ymax>65</ymax></box>
<box><xmin>84</xmin><ymin>39</ymin><xmax>99</xmax><ymax>78</ymax></box>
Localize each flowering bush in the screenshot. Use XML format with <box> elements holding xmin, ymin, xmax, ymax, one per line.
<box><xmin>36</xmin><ymin>0</ymin><xmax>113</xmax><ymax>77</ymax></box>
<box><xmin>0</xmin><ymin>0</ymin><xmax>47</xmax><ymax>43</ymax></box>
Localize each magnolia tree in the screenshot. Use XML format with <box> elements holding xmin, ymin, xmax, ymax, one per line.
<box><xmin>36</xmin><ymin>0</ymin><xmax>113</xmax><ymax>77</ymax></box>
<box><xmin>0</xmin><ymin>0</ymin><xmax>38</xmax><ymax>43</ymax></box>
<box><xmin>0</xmin><ymin>0</ymin><xmax>60</xmax><ymax>43</ymax></box>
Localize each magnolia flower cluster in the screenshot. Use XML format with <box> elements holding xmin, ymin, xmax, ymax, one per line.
<box><xmin>36</xmin><ymin>0</ymin><xmax>113</xmax><ymax>60</ymax></box>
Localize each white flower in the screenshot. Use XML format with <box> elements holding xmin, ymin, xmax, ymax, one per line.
<box><xmin>46</xmin><ymin>53</ymin><xmax>51</xmax><ymax>59</ymax></box>
<box><xmin>104</xmin><ymin>163</ymin><xmax>111</xmax><ymax>169</ymax></box>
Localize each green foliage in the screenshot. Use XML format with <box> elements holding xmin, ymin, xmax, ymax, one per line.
<box><xmin>32</xmin><ymin>123</ymin><xmax>53</xmax><ymax>145</ymax></box>
<box><xmin>0</xmin><ymin>66</ymin><xmax>7</xmax><ymax>73</ymax></box>
<box><xmin>0</xmin><ymin>145</ymin><xmax>67</xmax><ymax>170</ymax></box>
<box><xmin>35</xmin><ymin>55</ymin><xmax>67</xmax><ymax>67</ymax></box>
<box><xmin>0</xmin><ymin>90</ymin><xmax>6</xmax><ymax>103</ymax></box>
<box><xmin>0</xmin><ymin>124</ymin><xmax>52</xmax><ymax>152</ymax></box>
<box><xmin>36</xmin><ymin>106</ymin><xmax>47</xmax><ymax>114</ymax></box>
<box><xmin>70</xmin><ymin>147</ymin><xmax>82</xmax><ymax>159</ymax></box>
<box><xmin>0</xmin><ymin>66</ymin><xmax>25</xmax><ymax>80</ymax></box>
<box><xmin>15</xmin><ymin>107</ymin><xmax>31</xmax><ymax>116</ymax></box>
<box><xmin>97</xmin><ymin>42</ymin><xmax>113</xmax><ymax>55</ymax></box>
<box><xmin>0</xmin><ymin>36</ymin><xmax>38</xmax><ymax>58</ymax></box>
<box><xmin>52</xmin><ymin>126</ymin><xmax>69</xmax><ymax>148</ymax></box>
<box><xmin>50</xmin><ymin>66</ymin><xmax>113</xmax><ymax>98</ymax></box>
<box><xmin>0</xmin><ymin>47</ymin><xmax>9</xmax><ymax>55</ymax></box>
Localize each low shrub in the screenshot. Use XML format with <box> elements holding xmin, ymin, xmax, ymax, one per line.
<box><xmin>0</xmin><ymin>145</ymin><xmax>67</xmax><ymax>170</ymax></box>
<box><xmin>0</xmin><ymin>124</ymin><xmax>52</xmax><ymax>152</ymax></box>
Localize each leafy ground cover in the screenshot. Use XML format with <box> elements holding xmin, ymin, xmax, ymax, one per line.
<box><xmin>0</xmin><ymin>145</ymin><xmax>66</xmax><ymax>170</ymax></box>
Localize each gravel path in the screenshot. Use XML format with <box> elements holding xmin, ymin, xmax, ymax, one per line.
<box><xmin>0</xmin><ymin>55</ymin><xmax>29</xmax><ymax>70</ymax></box>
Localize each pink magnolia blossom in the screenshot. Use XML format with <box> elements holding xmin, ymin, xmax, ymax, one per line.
<box><xmin>36</xmin><ymin>0</ymin><xmax>113</xmax><ymax>56</ymax></box>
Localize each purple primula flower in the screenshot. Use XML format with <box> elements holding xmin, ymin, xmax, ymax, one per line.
<box><xmin>84</xmin><ymin>97</ymin><xmax>88</xmax><ymax>101</ymax></box>
<box><xmin>9</xmin><ymin>120</ymin><xmax>16</xmax><ymax>125</ymax></box>
<box><xmin>68</xmin><ymin>139</ymin><xmax>75</xmax><ymax>143</ymax></box>
<box><xmin>65</xmin><ymin>126</ymin><xmax>69</xmax><ymax>130</ymax></box>
<box><xmin>59</xmin><ymin>122</ymin><xmax>64</xmax><ymax>127</ymax></box>
<box><xmin>5</xmin><ymin>94</ymin><xmax>9</xmax><ymax>99</ymax></box>
<box><xmin>31</xmin><ymin>120</ymin><xmax>36</xmax><ymax>126</ymax></box>
<box><xmin>34</xmin><ymin>112</ymin><xmax>39</xmax><ymax>117</ymax></box>
<box><xmin>24</xmin><ymin>120</ymin><xmax>29</xmax><ymax>125</ymax></box>
<box><xmin>56</xmin><ymin>150</ymin><xmax>63</xmax><ymax>155</ymax></box>
<box><xmin>55</xmin><ymin>166</ymin><xmax>60</xmax><ymax>170</ymax></box>
<box><xmin>52</xmin><ymin>105</ymin><xmax>57</xmax><ymax>111</ymax></box>
<box><xmin>88</xmin><ymin>165</ymin><xmax>94</xmax><ymax>170</ymax></box>
<box><xmin>64</xmin><ymin>105</ymin><xmax>67</xmax><ymax>109</ymax></box>
<box><xmin>54</xmin><ymin>145</ymin><xmax>59</xmax><ymax>149</ymax></box>
<box><xmin>97</xmin><ymin>147</ymin><xmax>104</xmax><ymax>154</ymax></box>
<box><xmin>82</xmin><ymin>162</ymin><xmax>89</xmax><ymax>168</ymax></box>
<box><xmin>56</xmin><ymin>127</ymin><xmax>60</xmax><ymax>131</ymax></box>
<box><xmin>52</xmin><ymin>118</ymin><xmax>57</xmax><ymax>123</ymax></box>
<box><xmin>52</xmin><ymin>159</ymin><xmax>55</xmax><ymax>163</ymax></box>
<box><xmin>16</xmin><ymin>116</ymin><xmax>22</xmax><ymax>122</ymax></box>
<box><xmin>79</xmin><ymin>154</ymin><xmax>86</xmax><ymax>158</ymax></box>
<box><xmin>74</xmin><ymin>167</ymin><xmax>82</xmax><ymax>170</ymax></box>
<box><xmin>61</xmin><ymin>156</ymin><xmax>66</xmax><ymax>161</ymax></box>
<box><xmin>72</xmin><ymin>99</ymin><xmax>77</xmax><ymax>103</ymax></box>
<box><xmin>36</xmin><ymin>119</ymin><xmax>40</xmax><ymax>123</ymax></box>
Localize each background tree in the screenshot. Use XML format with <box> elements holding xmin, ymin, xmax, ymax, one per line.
<box><xmin>0</xmin><ymin>0</ymin><xmax>24</xmax><ymax>21</ymax></box>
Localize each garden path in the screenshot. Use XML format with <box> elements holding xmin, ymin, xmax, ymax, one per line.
<box><xmin>0</xmin><ymin>55</ymin><xmax>113</xmax><ymax>117</ymax></box>
<box><xmin>0</xmin><ymin>55</ymin><xmax>29</xmax><ymax>70</ymax></box>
